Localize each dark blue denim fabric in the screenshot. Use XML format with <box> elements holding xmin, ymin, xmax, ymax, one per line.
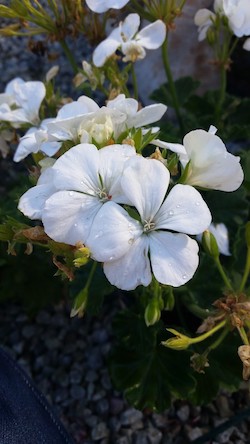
<box><xmin>0</xmin><ymin>347</ymin><xmax>75</xmax><ymax>444</ymax></box>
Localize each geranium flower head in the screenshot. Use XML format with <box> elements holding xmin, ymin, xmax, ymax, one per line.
<box><xmin>32</xmin><ymin>143</ymin><xmax>136</xmax><ymax>245</ymax></box>
<box><xmin>87</xmin><ymin>156</ymin><xmax>212</xmax><ymax>290</ymax></box>
<box><xmin>93</xmin><ymin>13</ymin><xmax>166</xmax><ymax>67</ymax></box>
<box><xmin>155</xmin><ymin>126</ymin><xmax>244</xmax><ymax>192</ymax></box>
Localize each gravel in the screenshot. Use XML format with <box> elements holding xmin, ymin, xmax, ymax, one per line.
<box><xmin>0</xmin><ymin>301</ymin><xmax>250</xmax><ymax>443</ymax></box>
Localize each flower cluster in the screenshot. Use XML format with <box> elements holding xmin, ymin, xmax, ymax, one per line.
<box><xmin>194</xmin><ymin>0</ymin><xmax>250</xmax><ymax>50</ymax></box>
<box><xmin>13</xmin><ymin>92</ymin><xmax>166</xmax><ymax>162</ymax></box>
<box><xmin>19</xmin><ymin>143</ymin><xmax>212</xmax><ymax>290</ymax></box>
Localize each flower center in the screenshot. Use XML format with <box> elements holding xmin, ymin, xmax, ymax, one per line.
<box><xmin>96</xmin><ymin>187</ymin><xmax>112</xmax><ymax>202</ymax></box>
<box><xmin>143</xmin><ymin>220</ymin><xmax>155</xmax><ymax>233</ymax></box>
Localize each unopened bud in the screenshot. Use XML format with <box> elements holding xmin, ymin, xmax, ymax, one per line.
<box><xmin>202</xmin><ymin>230</ymin><xmax>219</xmax><ymax>258</ymax></box>
<box><xmin>74</xmin><ymin>245</ymin><xmax>90</xmax><ymax>268</ymax></box>
<box><xmin>144</xmin><ymin>300</ymin><xmax>161</xmax><ymax>326</ymax></box>
<box><xmin>162</xmin><ymin>328</ymin><xmax>191</xmax><ymax>350</ymax></box>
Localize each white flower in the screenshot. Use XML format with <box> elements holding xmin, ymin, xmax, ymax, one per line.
<box><xmin>86</xmin><ymin>0</ymin><xmax>129</xmax><ymax>13</ymax></box>
<box><xmin>87</xmin><ymin>156</ymin><xmax>212</xmax><ymax>290</ymax></box>
<box><xmin>31</xmin><ymin>143</ymin><xmax>136</xmax><ymax>245</ymax></box>
<box><xmin>214</xmin><ymin>0</ymin><xmax>250</xmax><ymax>38</ymax></box>
<box><xmin>194</xmin><ymin>8</ymin><xmax>216</xmax><ymax>41</ymax></box>
<box><xmin>154</xmin><ymin>126</ymin><xmax>244</xmax><ymax>192</ymax></box>
<box><xmin>14</xmin><ymin>119</ymin><xmax>62</xmax><ymax>162</ymax></box>
<box><xmin>0</xmin><ymin>78</ymin><xmax>45</xmax><ymax>126</ymax></box>
<box><xmin>14</xmin><ymin>94</ymin><xmax>167</xmax><ymax>161</ymax></box>
<box><xmin>209</xmin><ymin>222</ymin><xmax>231</xmax><ymax>255</ymax></box>
<box><xmin>93</xmin><ymin>13</ymin><xmax>166</xmax><ymax>67</ymax></box>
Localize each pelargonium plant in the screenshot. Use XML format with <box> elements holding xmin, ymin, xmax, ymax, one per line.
<box><xmin>0</xmin><ymin>0</ymin><xmax>250</xmax><ymax>411</ymax></box>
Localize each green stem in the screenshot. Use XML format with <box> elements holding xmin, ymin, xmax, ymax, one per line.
<box><xmin>237</xmin><ymin>326</ymin><xmax>249</xmax><ymax>345</ymax></box>
<box><xmin>85</xmin><ymin>260</ymin><xmax>98</xmax><ymax>292</ymax></box>
<box><xmin>59</xmin><ymin>40</ymin><xmax>78</xmax><ymax>74</ymax></box>
<box><xmin>214</xmin><ymin>257</ymin><xmax>234</xmax><ymax>291</ymax></box>
<box><xmin>208</xmin><ymin>325</ymin><xmax>229</xmax><ymax>350</ymax></box>
<box><xmin>239</xmin><ymin>248</ymin><xmax>250</xmax><ymax>292</ymax></box>
<box><xmin>214</xmin><ymin>66</ymin><xmax>227</xmax><ymax>125</ymax></box>
<box><xmin>191</xmin><ymin>320</ymin><xmax>226</xmax><ymax>344</ymax></box>
<box><xmin>130</xmin><ymin>64</ymin><xmax>138</xmax><ymax>100</ymax></box>
<box><xmin>161</xmin><ymin>37</ymin><xmax>185</xmax><ymax>135</ymax></box>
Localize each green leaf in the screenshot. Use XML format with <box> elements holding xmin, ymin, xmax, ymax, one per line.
<box><xmin>110</xmin><ymin>311</ymin><xmax>195</xmax><ymax>411</ymax></box>
<box><xmin>190</xmin><ymin>334</ymin><xmax>241</xmax><ymax>405</ymax></box>
<box><xmin>203</xmin><ymin>186</ymin><xmax>248</xmax><ymax>232</ymax></box>
<box><xmin>151</xmin><ymin>76</ymin><xmax>200</xmax><ymax>108</ymax></box>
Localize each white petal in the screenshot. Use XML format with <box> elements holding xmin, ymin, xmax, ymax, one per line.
<box><xmin>19</xmin><ymin>81</ymin><xmax>46</xmax><ymax>123</ymax></box>
<box><xmin>93</xmin><ymin>38</ymin><xmax>120</xmax><ymax>67</ymax></box>
<box><xmin>104</xmin><ymin>236</ymin><xmax>151</xmax><ymax>290</ymax></box>
<box><xmin>129</xmin><ymin>103</ymin><xmax>167</xmax><ymax>128</ymax></box>
<box><xmin>243</xmin><ymin>37</ymin><xmax>250</xmax><ymax>51</ymax></box>
<box><xmin>107</xmin><ymin>94</ymin><xmax>139</xmax><ymax>116</ymax></box>
<box><xmin>183</xmin><ymin>129</ymin><xmax>244</xmax><ymax>191</ymax></box>
<box><xmin>149</xmin><ymin>231</ymin><xmax>199</xmax><ymax>287</ymax></box>
<box><xmin>121</xmin><ymin>13</ymin><xmax>140</xmax><ymax>40</ymax></box>
<box><xmin>136</xmin><ymin>20</ymin><xmax>166</xmax><ymax>49</ymax></box>
<box><xmin>52</xmin><ymin>143</ymin><xmax>100</xmax><ymax>193</ymax></box>
<box><xmin>99</xmin><ymin>143</ymin><xmax>136</xmax><ymax>202</ymax></box>
<box><xmin>194</xmin><ymin>9</ymin><xmax>215</xmax><ymax>26</ymax></box>
<box><xmin>121</xmin><ymin>156</ymin><xmax>170</xmax><ymax>221</ymax></box>
<box><xmin>77</xmin><ymin>95</ymin><xmax>100</xmax><ymax>112</ymax></box>
<box><xmin>86</xmin><ymin>0</ymin><xmax>129</xmax><ymax>12</ymax></box>
<box><xmin>18</xmin><ymin>183</ymin><xmax>55</xmax><ymax>220</ymax></box>
<box><xmin>151</xmin><ymin>139</ymin><xmax>187</xmax><ymax>155</ymax></box>
<box><xmin>209</xmin><ymin>223</ymin><xmax>231</xmax><ymax>256</ymax></box>
<box><xmin>14</xmin><ymin>128</ymin><xmax>39</xmax><ymax>162</ymax></box>
<box><xmin>87</xmin><ymin>201</ymin><xmax>142</xmax><ymax>262</ymax></box>
<box><xmin>57</xmin><ymin>101</ymin><xmax>93</xmax><ymax>120</ymax></box>
<box><xmin>155</xmin><ymin>184</ymin><xmax>211</xmax><ymax>234</ymax></box>
<box><xmin>43</xmin><ymin>191</ymin><xmax>101</xmax><ymax>245</ymax></box>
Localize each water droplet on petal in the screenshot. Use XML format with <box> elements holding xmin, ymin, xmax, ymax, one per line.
<box><xmin>169</xmin><ymin>210</ymin><xmax>174</xmax><ymax>216</ymax></box>
<box><xmin>168</xmin><ymin>263</ymin><xmax>172</xmax><ymax>267</ymax></box>
<box><xmin>182</xmin><ymin>273</ymin><xmax>187</xmax><ymax>279</ymax></box>
<box><xmin>176</xmin><ymin>204</ymin><xmax>181</xmax><ymax>208</ymax></box>
<box><xmin>74</xmin><ymin>223</ymin><xmax>78</xmax><ymax>227</ymax></box>
<box><xmin>109</xmin><ymin>256</ymin><xmax>114</xmax><ymax>261</ymax></box>
<box><xmin>195</xmin><ymin>201</ymin><xmax>200</xmax><ymax>206</ymax></box>
<box><xmin>69</xmin><ymin>191</ymin><xmax>73</xmax><ymax>196</ymax></box>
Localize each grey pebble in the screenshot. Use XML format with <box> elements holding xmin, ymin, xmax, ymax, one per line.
<box><xmin>120</xmin><ymin>408</ymin><xmax>143</xmax><ymax>426</ymax></box>
<box><xmin>176</xmin><ymin>404</ymin><xmax>190</xmax><ymax>422</ymax></box>
<box><xmin>134</xmin><ymin>431</ymin><xmax>148</xmax><ymax>444</ymax></box>
<box><xmin>91</xmin><ymin>422</ymin><xmax>109</xmax><ymax>441</ymax></box>
<box><xmin>148</xmin><ymin>427</ymin><xmax>163</xmax><ymax>444</ymax></box>
<box><xmin>69</xmin><ymin>385</ymin><xmax>86</xmax><ymax>400</ymax></box>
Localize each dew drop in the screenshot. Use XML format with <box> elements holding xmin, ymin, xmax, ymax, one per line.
<box><xmin>182</xmin><ymin>273</ymin><xmax>187</xmax><ymax>279</ymax></box>
<box><xmin>169</xmin><ymin>210</ymin><xmax>174</xmax><ymax>216</ymax></box>
<box><xmin>74</xmin><ymin>223</ymin><xmax>78</xmax><ymax>227</ymax></box>
<box><xmin>128</xmin><ymin>223</ymin><xmax>132</xmax><ymax>228</ymax></box>
<box><xmin>195</xmin><ymin>201</ymin><xmax>200</xmax><ymax>206</ymax></box>
<box><xmin>168</xmin><ymin>263</ymin><xmax>172</xmax><ymax>267</ymax></box>
<box><xmin>69</xmin><ymin>191</ymin><xmax>74</xmax><ymax>196</ymax></box>
<box><xmin>109</xmin><ymin>256</ymin><xmax>114</xmax><ymax>260</ymax></box>
<box><xmin>176</xmin><ymin>204</ymin><xmax>181</xmax><ymax>208</ymax></box>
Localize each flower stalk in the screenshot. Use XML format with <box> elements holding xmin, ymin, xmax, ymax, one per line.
<box><xmin>161</xmin><ymin>36</ymin><xmax>185</xmax><ymax>134</ymax></box>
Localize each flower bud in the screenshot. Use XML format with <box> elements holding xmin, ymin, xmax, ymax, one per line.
<box><xmin>202</xmin><ymin>230</ymin><xmax>219</xmax><ymax>258</ymax></box>
<box><xmin>162</xmin><ymin>328</ymin><xmax>191</xmax><ymax>350</ymax></box>
<box><xmin>144</xmin><ymin>300</ymin><xmax>161</xmax><ymax>326</ymax></box>
<box><xmin>74</xmin><ymin>246</ymin><xmax>90</xmax><ymax>268</ymax></box>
